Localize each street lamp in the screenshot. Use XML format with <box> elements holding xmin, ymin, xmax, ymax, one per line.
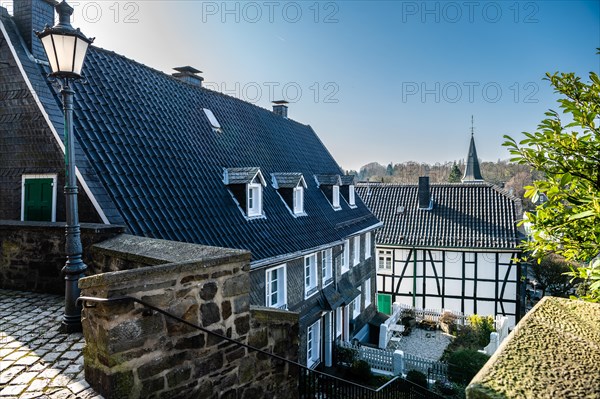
<box><xmin>36</xmin><ymin>1</ymin><xmax>94</xmax><ymax>333</ymax></box>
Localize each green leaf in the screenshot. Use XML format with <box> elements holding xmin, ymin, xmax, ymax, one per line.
<box><xmin>568</xmin><ymin>210</ymin><xmax>595</xmax><ymax>221</ymax></box>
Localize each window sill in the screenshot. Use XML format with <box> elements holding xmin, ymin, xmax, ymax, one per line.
<box><xmin>308</xmin><ymin>358</ymin><xmax>321</xmax><ymax>369</ymax></box>
<box><xmin>305</xmin><ymin>286</ymin><xmax>318</xmax><ymax>299</ymax></box>
<box><xmin>323</xmin><ymin>277</ymin><xmax>334</xmax><ymax>287</ymax></box>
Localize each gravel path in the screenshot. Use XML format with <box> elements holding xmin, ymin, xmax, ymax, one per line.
<box><xmin>390</xmin><ymin>328</ymin><xmax>453</xmax><ymax>361</ymax></box>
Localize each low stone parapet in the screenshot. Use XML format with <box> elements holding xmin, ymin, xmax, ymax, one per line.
<box><xmin>79</xmin><ymin>235</ymin><xmax>299</xmax><ymax>399</ymax></box>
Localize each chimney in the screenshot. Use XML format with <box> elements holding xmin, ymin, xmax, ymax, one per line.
<box><xmin>172</xmin><ymin>66</ymin><xmax>204</xmax><ymax>87</ymax></box>
<box><xmin>13</xmin><ymin>0</ymin><xmax>57</xmax><ymax>61</ymax></box>
<box><xmin>272</xmin><ymin>100</ymin><xmax>288</xmax><ymax>118</ymax></box>
<box><xmin>418</xmin><ymin>176</ymin><xmax>432</xmax><ymax>210</ymax></box>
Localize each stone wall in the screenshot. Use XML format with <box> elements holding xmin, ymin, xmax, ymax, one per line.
<box><xmin>0</xmin><ymin>220</ymin><xmax>123</xmax><ymax>293</ymax></box>
<box><xmin>467</xmin><ymin>297</ymin><xmax>600</xmax><ymax>399</ymax></box>
<box><xmin>79</xmin><ymin>235</ymin><xmax>299</xmax><ymax>399</ymax></box>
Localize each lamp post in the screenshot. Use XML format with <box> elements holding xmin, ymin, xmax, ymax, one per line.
<box><xmin>36</xmin><ymin>1</ymin><xmax>94</xmax><ymax>333</ymax></box>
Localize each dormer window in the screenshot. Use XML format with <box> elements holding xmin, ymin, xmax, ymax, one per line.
<box><xmin>271</xmin><ymin>173</ymin><xmax>307</xmax><ymax>216</ymax></box>
<box><xmin>247</xmin><ymin>183</ymin><xmax>262</xmax><ymax>217</ymax></box>
<box><xmin>340</xmin><ymin>175</ymin><xmax>357</xmax><ymax>208</ymax></box>
<box><xmin>224</xmin><ymin>167</ymin><xmax>266</xmax><ymax>218</ymax></box>
<box><xmin>293</xmin><ymin>186</ymin><xmax>304</xmax><ymax>214</ymax></box>
<box><xmin>332</xmin><ymin>185</ymin><xmax>340</xmax><ymax>208</ymax></box>
<box><xmin>314</xmin><ymin>174</ymin><xmax>342</xmax><ymax>210</ymax></box>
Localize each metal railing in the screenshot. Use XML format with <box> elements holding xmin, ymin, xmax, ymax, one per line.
<box><xmin>78</xmin><ymin>296</ymin><xmax>444</xmax><ymax>399</ymax></box>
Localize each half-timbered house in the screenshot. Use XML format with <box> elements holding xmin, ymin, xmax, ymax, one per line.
<box><xmin>356</xmin><ymin>138</ymin><xmax>524</xmax><ymax>326</ymax></box>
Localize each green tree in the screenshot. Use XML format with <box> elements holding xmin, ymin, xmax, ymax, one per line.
<box><xmin>503</xmin><ymin>51</ymin><xmax>600</xmax><ymax>302</ymax></box>
<box><xmin>448</xmin><ymin>162</ymin><xmax>462</xmax><ymax>182</ymax></box>
<box><xmin>386</xmin><ymin>162</ymin><xmax>394</xmax><ymax>176</ymax></box>
<box><xmin>530</xmin><ymin>254</ymin><xmax>580</xmax><ymax>297</ymax></box>
<box><xmin>447</xmin><ymin>349</ymin><xmax>489</xmax><ymax>385</ymax></box>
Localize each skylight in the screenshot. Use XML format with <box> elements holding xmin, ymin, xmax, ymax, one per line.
<box><xmin>203</xmin><ymin>108</ymin><xmax>222</xmax><ymax>132</ymax></box>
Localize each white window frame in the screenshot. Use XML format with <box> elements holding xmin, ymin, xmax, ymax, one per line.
<box><xmin>364</xmin><ymin>279</ymin><xmax>371</xmax><ymax>307</ymax></box>
<box><xmin>349</xmin><ymin>185</ymin><xmax>356</xmax><ymax>206</ymax></box>
<box><xmin>21</xmin><ymin>174</ymin><xmax>58</xmax><ymax>222</ymax></box>
<box><xmin>321</xmin><ymin>248</ymin><xmax>333</xmax><ymax>286</ymax></box>
<box><xmin>353</xmin><ymin>293</ymin><xmax>361</xmax><ymax>319</ymax></box>
<box><xmin>265</xmin><ymin>265</ymin><xmax>287</xmax><ymax>310</ymax></box>
<box><xmin>332</xmin><ymin>185</ymin><xmax>340</xmax><ymax>208</ymax></box>
<box><xmin>307</xmin><ymin>320</ymin><xmax>321</xmax><ymax>368</ymax></box>
<box><xmin>335</xmin><ymin>307</ymin><xmax>343</xmax><ymax>338</ymax></box>
<box><xmin>341</xmin><ymin>240</ymin><xmax>350</xmax><ymax>274</ymax></box>
<box><xmin>293</xmin><ymin>186</ymin><xmax>304</xmax><ymax>214</ymax></box>
<box><xmin>247</xmin><ymin>183</ymin><xmax>262</xmax><ymax>217</ymax></box>
<box><xmin>304</xmin><ymin>254</ymin><xmax>318</xmax><ymax>298</ymax></box>
<box><xmin>353</xmin><ymin>236</ymin><xmax>361</xmax><ymax>266</ymax></box>
<box><xmin>365</xmin><ymin>232</ymin><xmax>372</xmax><ymax>259</ymax></box>
<box><xmin>203</xmin><ymin>108</ymin><xmax>222</xmax><ymax>133</ymax></box>
<box><xmin>378</xmin><ymin>249</ymin><xmax>393</xmax><ymax>271</ymax></box>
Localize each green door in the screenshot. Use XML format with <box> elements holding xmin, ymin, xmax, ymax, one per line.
<box><xmin>24</xmin><ymin>178</ymin><xmax>54</xmax><ymax>222</ymax></box>
<box><xmin>377</xmin><ymin>294</ymin><xmax>392</xmax><ymax>315</ymax></box>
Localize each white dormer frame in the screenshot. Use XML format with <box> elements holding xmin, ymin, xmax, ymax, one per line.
<box><xmin>293</xmin><ymin>186</ymin><xmax>304</xmax><ymax>214</ymax></box>
<box><xmin>247</xmin><ymin>172</ymin><xmax>266</xmax><ymax>217</ymax></box>
<box><xmin>247</xmin><ymin>182</ymin><xmax>263</xmax><ymax>217</ymax></box>
<box><xmin>332</xmin><ymin>185</ymin><xmax>340</xmax><ymax>209</ymax></box>
<box><xmin>349</xmin><ymin>185</ymin><xmax>356</xmax><ymax>206</ymax></box>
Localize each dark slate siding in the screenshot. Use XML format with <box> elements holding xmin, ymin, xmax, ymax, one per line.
<box><xmin>286</xmin><ymin>257</ymin><xmax>305</xmax><ymax>310</ymax></box>
<box><xmin>356</xmin><ymin>183</ymin><xmax>522</xmax><ymax>249</ymax></box>
<box><xmin>0</xmin><ymin>18</ymin><xmax>101</xmax><ymax>224</ymax></box>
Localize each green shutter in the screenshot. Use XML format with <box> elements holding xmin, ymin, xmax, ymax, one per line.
<box><xmin>24</xmin><ymin>178</ymin><xmax>53</xmax><ymax>222</ymax></box>
<box><xmin>377</xmin><ymin>294</ymin><xmax>392</xmax><ymax>315</ymax></box>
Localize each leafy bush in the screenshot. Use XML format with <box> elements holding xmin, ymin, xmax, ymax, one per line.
<box><xmin>348</xmin><ymin>360</ymin><xmax>372</xmax><ymax>383</ymax></box>
<box><xmin>434</xmin><ymin>380</ymin><xmax>457</xmax><ymax>395</ymax></box>
<box><xmin>447</xmin><ymin>349</ymin><xmax>489</xmax><ymax>385</ymax></box>
<box><xmin>468</xmin><ymin>315</ymin><xmax>495</xmax><ymax>347</ymax></box>
<box><xmin>335</xmin><ymin>345</ymin><xmax>358</xmax><ymax>366</ymax></box>
<box><xmin>405</xmin><ymin>370</ymin><xmax>428</xmax><ymax>387</ymax></box>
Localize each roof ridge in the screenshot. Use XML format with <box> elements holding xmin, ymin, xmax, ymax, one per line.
<box><xmin>87</xmin><ymin>45</ymin><xmax>310</xmax><ymax>129</ymax></box>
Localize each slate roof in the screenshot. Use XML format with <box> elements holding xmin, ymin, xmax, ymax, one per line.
<box><xmin>2</xmin><ymin>15</ymin><xmax>379</xmax><ymax>264</ymax></box>
<box><xmin>315</xmin><ymin>174</ymin><xmax>342</xmax><ymax>186</ymax></box>
<box><xmin>224</xmin><ymin>167</ymin><xmax>264</xmax><ymax>185</ymax></box>
<box><xmin>340</xmin><ymin>175</ymin><xmax>356</xmax><ymax>186</ymax></box>
<box><xmin>271</xmin><ymin>173</ymin><xmax>305</xmax><ymax>189</ymax></box>
<box><xmin>356</xmin><ymin>183</ymin><xmax>522</xmax><ymax>249</ymax></box>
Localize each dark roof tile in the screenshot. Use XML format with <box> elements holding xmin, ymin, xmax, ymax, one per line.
<box><xmin>356</xmin><ymin>182</ymin><xmax>522</xmax><ymax>249</ymax></box>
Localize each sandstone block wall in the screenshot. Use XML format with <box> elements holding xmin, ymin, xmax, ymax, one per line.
<box><xmin>79</xmin><ymin>235</ymin><xmax>299</xmax><ymax>399</ymax></box>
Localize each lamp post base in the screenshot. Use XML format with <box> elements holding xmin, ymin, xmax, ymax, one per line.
<box><xmin>60</xmin><ymin>318</ymin><xmax>83</xmax><ymax>333</ymax></box>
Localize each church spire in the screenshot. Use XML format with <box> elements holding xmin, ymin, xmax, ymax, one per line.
<box><xmin>462</xmin><ymin>116</ymin><xmax>484</xmax><ymax>183</ymax></box>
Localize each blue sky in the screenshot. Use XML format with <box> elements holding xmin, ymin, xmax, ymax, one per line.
<box><xmin>57</xmin><ymin>1</ymin><xmax>600</xmax><ymax>171</ymax></box>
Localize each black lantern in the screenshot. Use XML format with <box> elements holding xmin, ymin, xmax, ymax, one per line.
<box><xmin>36</xmin><ymin>1</ymin><xmax>94</xmax><ymax>78</ymax></box>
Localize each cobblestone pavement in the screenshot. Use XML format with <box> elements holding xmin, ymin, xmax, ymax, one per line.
<box><xmin>0</xmin><ymin>290</ymin><xmax>102</xmax><ymax>399</ymax></box>
<box><xmin>390</xmin><ymin>327</ymin><xmax>453</xmax><ymax>361</ymax></box>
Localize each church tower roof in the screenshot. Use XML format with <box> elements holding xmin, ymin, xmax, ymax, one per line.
<box><xmin>462</xmin><ymin>116</ymin><xmax>484</xmax><ymax>183</ymax></box>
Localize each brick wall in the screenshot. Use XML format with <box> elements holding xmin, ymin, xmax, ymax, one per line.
<box><xmin>79</xmin><ymin>235</ymin><xmax>300</xmax><ymax>399</ymax></box>
<box><xmin>0</xmin><ymin>220</ymin><xmax>123</xmax><ymax>293</ymax></box>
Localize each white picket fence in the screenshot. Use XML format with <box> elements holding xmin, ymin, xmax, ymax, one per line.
<box><xmin>345</xmin><ymin>342</ymin><xmax>395</xmax><ymax>373</ymax></box>
<box><xmin>338</xmin><ymin>341</ymin><xmax>448</xmax><ymax>380</ymax></box>
<box><xmin>404</xmin><ymin>352</ymin><xmax>448</xmax><ymax>380</ymax></box>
